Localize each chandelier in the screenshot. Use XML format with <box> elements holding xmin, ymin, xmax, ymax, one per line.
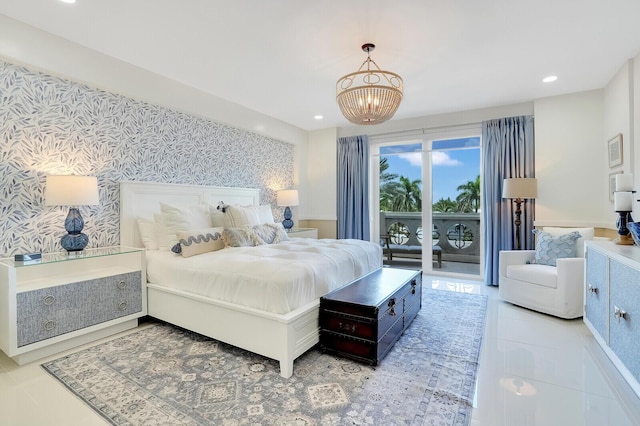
<box><xmin>336</xmin><ymin>43</ymin><xmax>403</xmax><ymax>125</ymax></box>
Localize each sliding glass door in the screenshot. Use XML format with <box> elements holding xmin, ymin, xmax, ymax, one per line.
<box><xmin>378</xmin><ymin>142</ymin><xmax>423</xmax><ymax>269</ymax></box>
<box><xmin>373</xmin><ymin>130</ymin><xmax>482</xmax><ymax>279</ymax></box>
<box><xmin>430</xmin><ymin>137</ymin><xmax>481</xmax><ymax>277</ymax></box>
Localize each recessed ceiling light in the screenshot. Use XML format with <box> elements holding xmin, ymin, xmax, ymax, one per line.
<box><xmin>542</xmin><ymin>75</ymin><xmax>558</xmax><ymax>83</ymax></box>
<box><xmin>59</xmin><ymin>0</ymin><xmax>76</xmax><ymax>3</ymax></box>
<box><xmin>314</xmin><ymin>115</ymin><xmax>323</xmax><ymax>120</ymax></box>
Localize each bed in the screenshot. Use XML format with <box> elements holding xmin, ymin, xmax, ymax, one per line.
<box><xmin>119</xmin><ymin>181</ymin><xmax>382</xmax><ymax>377</ymax></box>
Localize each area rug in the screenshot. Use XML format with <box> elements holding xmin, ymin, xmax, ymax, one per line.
<box><xmin>42</xmin><ymin>289</ymin><xmax>487</xmax><ymax>426</ymax></box>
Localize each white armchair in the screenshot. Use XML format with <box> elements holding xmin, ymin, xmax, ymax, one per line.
<box><xmin>498</xmin><ymin>227</ymin><xmax>594</xmax><ymax>319</ymax></box>
<box><xmin>499</xmin><ymin>250</ymin><xmax>584</xmax><ymax>319</ymax></box>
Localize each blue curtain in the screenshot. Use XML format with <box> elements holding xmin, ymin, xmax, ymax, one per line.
<box><xmin>482</xmin><ymin>116</ymin><xmax>535</xmax><ymax>286</ymax></box>
<box><xmin>337</xmin><ymin>135</ymin><xmax>370</xmax><ymax>240</ymax></box>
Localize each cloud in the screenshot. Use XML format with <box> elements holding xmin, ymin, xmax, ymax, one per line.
<box><xmin>397</xmin><ymin>152</ymin><xmax>422</xmax><ymax>167</ymax></box>
<box><xmin>432</xmin><ymin>151</ymin><xmax>462</xmax><ymax>166</ymax></box>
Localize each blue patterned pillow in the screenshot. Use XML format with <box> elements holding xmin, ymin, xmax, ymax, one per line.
<box><xmin>532</xmin><ymin>230</ymin><xmax>581</xmax><ymax>266</ymax></box>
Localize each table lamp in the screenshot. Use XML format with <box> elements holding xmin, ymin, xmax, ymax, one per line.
<box><xmin>277</xmin><ymin>189</ymin><xmax>299</xmax><ymax>231</ymax></box>
<box><xmin>45</xmin><ymin>175</ymin><xmax>99</xmax><ymax>251</ymax></box>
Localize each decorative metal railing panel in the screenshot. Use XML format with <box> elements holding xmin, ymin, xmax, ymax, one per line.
<box><xmin>380</xmin><ymin>212</ymin><xmax>480</xmax><ymax>264</ymax></box>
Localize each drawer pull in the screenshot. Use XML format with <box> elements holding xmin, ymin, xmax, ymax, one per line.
<box><xmin>388</xmin><ymin>298</ymin><xmax>396</xmax><ymax>308</ymax></box>
<box><xmin>389</xmin><ymin>307</ymin><xmax>396</xmax><ymax>317</ymax></box>
<box><xmin>614</xmin><ymin>306</ymin><xmax>628</xmax><ymax>322</ymax></box>
<box><xmin>42</xmin><ymin>295</ymin><xmax>55</xmax><ymax>305</ymax></box>
<box><xmin>118</xmin><ymin>301</ymin><xmax>128</xmax><ymax>311</ymax></box>
<box><xmin>411</xmin><ymin>280</ymin><xmax>417</xmax><ymax>295</ymax></box>
<box><xmin>338</xmin><ymin>322</ymin><xmax>356</xmax><ymax>333</ymax></box>
<box><xmin>117</xmin><ymin>280</ymin><xmax>127</xmax><ymax>289</ymax></box>
<box><xmin>43</xmin><ymin>320</ymin><xmax>56</xmax><ymax>331</ymax></box>
<box><xmin>587</xmin><ymin>284</ymin><xmax>598</xmax><ymax>295</ymax></box>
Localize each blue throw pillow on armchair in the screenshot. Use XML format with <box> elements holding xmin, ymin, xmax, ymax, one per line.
<box><xmin>532</xmin><ymin>230</ymin><xmax>581</xmax><ymax>266</ymax></box>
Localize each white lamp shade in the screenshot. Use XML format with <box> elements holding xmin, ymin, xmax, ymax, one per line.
<box><xmin>502</xmin><ymin>178</ymin><xmax>538</xmax><ymax>199</ymax></box>
<box><xmin>614</xmin><ymin>191</ymin><xmax>633</xmax><ymax>211</ymax></box>
<box><xmin>615</xmin><ymin>174</ymin><xmax>634</xmax><ymax>192</ymax></box>
<box><xmin>45</xmin><ymin>175</ymin><xmax>99</xmax><ymax>206</ymax></box>
<box><xmin>277</xmin><ymin>189</ymin><xmax>299</xmax><ymax>207</ymax></box>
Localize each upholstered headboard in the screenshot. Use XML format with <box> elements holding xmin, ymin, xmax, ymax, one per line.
<box><xmin>120</xmin><ymin>181</ymin><xmax>260</xmax><ymax>248</ymax></box>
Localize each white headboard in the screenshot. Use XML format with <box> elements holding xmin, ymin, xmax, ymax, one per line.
<box><xmin>120</xmin><ymin>181</ymin><xmax>260</xmax><ymax>248</ymax></box>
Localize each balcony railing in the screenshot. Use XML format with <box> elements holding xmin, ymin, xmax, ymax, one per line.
<box><xmin>380</xmin><ymin>211</ymin><xmax>481</xmax><ymax>264</ymax></box>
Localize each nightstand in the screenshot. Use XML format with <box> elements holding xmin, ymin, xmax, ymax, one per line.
<box><xmin>0</xmin><ymin>246</ymin><xmax>146</xmax><ymax>364</ymax></box>
<box><xmin>287</xmin><ymin>228</ymin><xmax>318</xmax><ymax>239</ymax></box>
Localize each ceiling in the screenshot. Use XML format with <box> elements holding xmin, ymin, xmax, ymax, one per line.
<box><xmin>2</xmin><ymin>0</ymin><xmax>640</xmax><ymax>131</ymax></box>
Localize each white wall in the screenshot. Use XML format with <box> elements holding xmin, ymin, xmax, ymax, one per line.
<box><xmin>306</xmin><ymin>128</ymin><xmax>337</xmax><ymax>221</ymax></box>
<box><xmin>533</xmin><ymin>90</ymin><xmax>608</xmax><ymax>227</ymax></box>
<box><xmin>337</xmin><ymin>103</ymin><xmax>534</xmax><ymax>139</ymax></box>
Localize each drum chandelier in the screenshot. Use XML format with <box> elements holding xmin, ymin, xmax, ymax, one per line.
<box><xmin>336</xmin><ymin>43</ymin><xmax>403</xmax><ymax>125</ymax></box>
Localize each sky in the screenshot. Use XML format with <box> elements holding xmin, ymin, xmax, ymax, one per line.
<box><xmin>380</xmin><ymin>137</ymin><xmax>480</xmax><ymax>203</ymax></box>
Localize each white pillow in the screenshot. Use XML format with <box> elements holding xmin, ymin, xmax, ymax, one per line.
<box><xmin>224</xmin><ymin>205</ymin><xmax>262</xmax><ymax>228</ymax></box>
<box><xmin>136</xmin><ymin>217</ymin><xmax>158</xmax><ymax>250</ymax></box>
<box><xmin>541</xmin><ymin>227</ymin><xmax>594</xmax><ymax>257</ymax></box>
<box><xmin>160</xmin><ymin>203</ymin><xmax>212</xmax><ymax>249</ymax></box>
<box><xmin>209</xmin><ymin>204</ymin><xmax>226</xmax><ymax>227</ymax></box>
<box><xmin>259</xmin><ymin>205</ymin><xmax>275</xmax><ymax>224</ymax></box>
<box><xmin>154</xmin><ymin>213</ymin><xmax>170</xmax><ymax>250</ymax></box>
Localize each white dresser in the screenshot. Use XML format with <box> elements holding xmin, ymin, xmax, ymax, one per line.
<box><xmin>0</xmin><ymin>246</ymin><xmax>146</xmax><ymax>364</ymax></box>
<box><xmin>584</xmin><ymin>240</ymin><xmax>640</xmax><ymax>398</ymax></box>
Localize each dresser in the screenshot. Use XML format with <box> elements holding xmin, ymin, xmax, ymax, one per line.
<box><xmin>0</xmin><ymin>247</ymin><xmax>146</xmax><ymax>364</ymax></box>
<box><xmin>319</xmin><ymin>267</ymin><xmax>422</xmax><ymax>365</ymax></box>
<box><xmin>584</xmin><ymin>240</ymin><xmax>640</xmax><ymax>398</ymax></box>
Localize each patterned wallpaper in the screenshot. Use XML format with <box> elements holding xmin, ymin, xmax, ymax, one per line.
<box><xmin>0</xmin><ymin>59</ymin><xmax>294</xmax><ymax>256</ymax></box>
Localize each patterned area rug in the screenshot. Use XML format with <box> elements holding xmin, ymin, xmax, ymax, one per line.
<box><xmin>42</xmin><ymin>289</ymin><xmax>487</xmax><ymax>425</ymax></box>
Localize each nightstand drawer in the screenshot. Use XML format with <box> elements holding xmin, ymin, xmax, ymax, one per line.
<box><xmin>16</xmin><ymin>271</ymin><xmax>142</xmax><ymax>347</ymax></box>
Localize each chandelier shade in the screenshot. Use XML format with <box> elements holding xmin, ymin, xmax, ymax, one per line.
<box><xmin>336</xmin><ymin>43</ymin><xmax>403</xmax><ymax>125</ymax></box>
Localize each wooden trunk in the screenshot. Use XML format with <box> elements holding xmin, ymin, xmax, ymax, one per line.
<box><xmin>319</xmin><ymin>267</ymin><xmax>422</xmax><ymax>365</ymax></box>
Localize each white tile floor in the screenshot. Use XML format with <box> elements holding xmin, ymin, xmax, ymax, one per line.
<box><xmin>1</xmin><ymin>276</ymin><xmax>639</xmax><ymax>425</ymax></box>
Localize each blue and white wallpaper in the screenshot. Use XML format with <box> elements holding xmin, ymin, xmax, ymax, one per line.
<box><xmin>0</xmin><ymin>59</ymin><xmax>294</xmax><ymax>256</ymax></box>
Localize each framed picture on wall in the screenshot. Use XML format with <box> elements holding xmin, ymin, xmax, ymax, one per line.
<box><xmin>608</xmin><ymin>134</ymin><xmax>623</xmax><ymax>168</ymax></box>
<box><xmin>609</xmin><ymin>171</ymin><xmax>623</xmax><ymax>202</ymax></box>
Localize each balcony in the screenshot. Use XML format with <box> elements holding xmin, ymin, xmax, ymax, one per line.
<box><xmin>380</xmin><ymin>211</ymin><xmax>481</xmax><ymax>275</ymax></box>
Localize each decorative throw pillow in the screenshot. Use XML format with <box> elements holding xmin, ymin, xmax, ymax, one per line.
<box><xmin>252</xmin><ymin>223</ymin><xmax>289</xmax><ymax>244</ymax></box>
<box><xmin>171</xmin><ymin>227</ymin><xmax>225</xmax><ymax>258</ymax></box>
<box><xmin>136</xmin><ymin>217</ymin><xmax>158</xmax><ymax>250</ymax></box>
<box><xmin>222</xmin><ymin>227</ymin><xmax>265</xmax><ymax>247</ymax></box>
<box><xmin>160</xmin><ymin>203</ymin><xmax>211</xmax><ymax>249</ymax></box>
<box><xmin>542</xmin><ymin>227</ymin><xmax>594</xmax><ymax>257</ymax></box>
<box><xmin>223</xmin><ymin>205</ymin><xmax>262</xmax><ymax>228</ymax></box>
<box><xmin>532</xmin><ymin>230</ymin><xmax>581</xmax><ymax>266</ymax></box>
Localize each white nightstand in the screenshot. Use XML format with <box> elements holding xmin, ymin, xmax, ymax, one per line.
<box><xmin>287</xmin><ymin>228</ymin><xmax>318</xmax><ymax>239</ymax></box>
<box><xmin>0</xmin><ymin>246</ymin><xmax>146</xmax><ymax>364</ymax></box>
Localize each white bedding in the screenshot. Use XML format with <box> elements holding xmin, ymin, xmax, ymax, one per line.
<box><xmin>146</xmin><ymin>238</ymin><xmax>382</xmax><ymax>314</ymax></box>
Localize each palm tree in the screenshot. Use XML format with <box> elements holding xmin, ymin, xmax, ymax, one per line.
<box><xmin>432</xmin><ymin>197</ymin><xmax>458</xmax><ymax>213</ymax></box>
<box><xmin>392</xmin><ymin>176</ymin><xmax>422</xmax><ymax>212</ymax></box>
<box><xmin>379</xmin><ymin>157</ymin><xmax>398</xmax><ymax>184</ymax></box>
<box><xmin>456</xmin><ymin>175</ymin><xmax>481</xmax><ymax>212</ymax></box>
<box><xmin>380</xmin><ymin>158</ymin><xmax>402</xmax><ymax>211</ymax></box>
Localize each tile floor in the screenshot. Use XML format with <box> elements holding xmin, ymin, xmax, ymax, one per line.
<box><xmin>1</xmin><ymin>276</ymin><xmax>639</xmax><ymax>425</ymax></box>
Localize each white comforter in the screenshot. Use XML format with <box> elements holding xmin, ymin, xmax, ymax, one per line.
<box><xmin>146</xmin><ymin>238</ymin><xmax>382</xmax><ymax>314</ymax></box>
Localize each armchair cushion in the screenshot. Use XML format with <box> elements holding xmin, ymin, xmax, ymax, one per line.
<box><xmin>532</xmin><ymin>230</ymin><xmax>581</xmax><ymax>266</ymax></box>
<box><xmin>506</xmin><ymin>264</ymin><xmax>557</xmax><ymax>288</ymax></box>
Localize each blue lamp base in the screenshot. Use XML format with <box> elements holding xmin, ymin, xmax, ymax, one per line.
<box><xmin>282</xmin><ymin>206</ymin><xmax>294</xmax><ymax>231</ymax></box>
<box><xmin>61</xmin><ymin>207</ymin><xmax>89</xmax><ymax>251</ymax></box>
